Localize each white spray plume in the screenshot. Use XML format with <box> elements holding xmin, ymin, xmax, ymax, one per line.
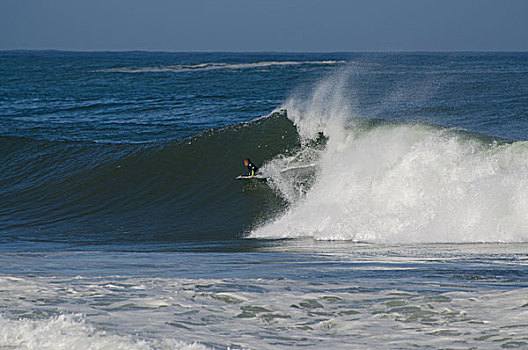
<box><xmin>254</xmin><ymin>69</ymin><xmax>528</xmax><ymax>243</ymax></box>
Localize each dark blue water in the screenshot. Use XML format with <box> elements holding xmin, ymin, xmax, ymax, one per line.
<box><xmin>1</xmin><ymin>52</ymin><xmax>526</xmax><ymax>144</ymax></box>
<box><xmin>0</xmin><ymin>51</ymin><xmax>341</xmax><ymax>143</ymax></box>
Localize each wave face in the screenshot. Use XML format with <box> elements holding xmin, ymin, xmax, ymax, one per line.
<box><xmin>252</xmin><ymin>72</ymin><xmax>528</xmax><ymax>243</ymax></box>
<box><xmin>0</xmin><ymin>113</ymin><xmax>298</xmax><ymax>244</ymax></box>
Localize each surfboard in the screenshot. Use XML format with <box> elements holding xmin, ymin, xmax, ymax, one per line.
<box><xmin>236</xmin><ymin>174</ymin><xmax>267</xmax><ymax>180</ymax></box>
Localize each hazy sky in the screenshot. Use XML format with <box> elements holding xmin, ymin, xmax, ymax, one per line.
<box><xmin>1</xmin><ymin>0</ymin><xmax>527</xmax><ymax>51</ymax></box>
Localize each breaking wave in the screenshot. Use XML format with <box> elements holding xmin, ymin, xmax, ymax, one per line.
<box><xmin>252</xmin><ymin>71</ymin><xmax>528</xmax><ymax>243</ymax></box>
<box><xmin>3</xmin><ymin>68</ymin><xmax>527</xmax><ymax>245</ymax></box>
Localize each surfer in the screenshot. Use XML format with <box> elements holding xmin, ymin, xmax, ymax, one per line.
<box><xmin>243</xmin><ymin>158</ymin><xmax>259</xmax><ymax>178</ymax></box>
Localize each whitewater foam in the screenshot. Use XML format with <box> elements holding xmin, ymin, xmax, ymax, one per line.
<box><xmin>0</xmin><ymin>314</ymin><xmax>209</xmax><ymax>350</ymax></box>
<box><xmin>2</xmin><ymin>263</ymin><xmax>528</xmax><ymax>350</ymax></box>
<box><xmin>253</xmin><ymin>71</ymin><xmax>528</xmax><ymax>243</ymax></box>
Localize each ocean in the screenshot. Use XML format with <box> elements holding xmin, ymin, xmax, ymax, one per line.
<box><xmin>1</xmin><ymin>51</ymin><xmax>527</xmax><ymax>349</ymax></box>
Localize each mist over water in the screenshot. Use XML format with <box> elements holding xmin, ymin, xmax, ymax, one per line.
<box><xmin>254</xmin><ymin>69</ymin><xmax>528</xmax><ymax>242</ymax></box>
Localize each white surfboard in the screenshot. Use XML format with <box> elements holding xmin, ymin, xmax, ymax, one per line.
<box><xmin>235</xmin><ymin>174</ymin><xmax>267</xmax><ymax>180</ymax></box>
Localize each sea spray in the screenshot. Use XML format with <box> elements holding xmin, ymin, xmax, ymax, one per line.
<box><xmin>253</xmin><ymin>71</ymin><xmax>528</xmax><ymax>242</ymax></box>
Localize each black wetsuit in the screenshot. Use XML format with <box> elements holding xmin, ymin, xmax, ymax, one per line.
<box><xmin>244</xmin><ymin>161</ymin><xmax>259</xmax><ymax>177</ymax></box>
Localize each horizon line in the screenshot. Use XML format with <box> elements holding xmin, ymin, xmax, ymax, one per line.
<box><xmin>2</xmin><ymin>49</ymin><xmax>528</xmax><ymax>54</ymax></box>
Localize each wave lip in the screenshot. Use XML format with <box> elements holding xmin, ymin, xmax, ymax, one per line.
<box><xmin>96</xmin><ymin>60</ymin><xmax>345</xmax><ymax>73</ymax></box>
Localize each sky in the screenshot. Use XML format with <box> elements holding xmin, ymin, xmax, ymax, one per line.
<box><xmin>1</xmin><ymin>0</ymin><xmax>527</xmax><ymax>52</ymax></box>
